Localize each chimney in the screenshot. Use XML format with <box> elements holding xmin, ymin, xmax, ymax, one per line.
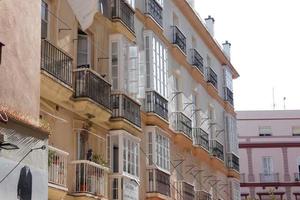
<box><xmin>222</xmin><ymin>41</ymin><xmax>231</xmax><ymax>60</ymax></box>
<box><xmin>205</xmin><ymin>15</ymin><xmax>215</xmax><ymax>36</ymax></box>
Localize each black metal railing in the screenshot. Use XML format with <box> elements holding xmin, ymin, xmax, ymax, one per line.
<box><xmin>224</xmin><ymin>87</ymin><xmax>234</xmax><ymax>105</ymax></box>
<box><xmin>111</xmin><ymin>93</ymin><xmax>141</xmax><ymax>127</ymax></box>
<box><xmin>176</xmin><ymin>181</ymin><xmax>195</xmax><ymax>200</ymax></box>
<box><xmin>193</xmin><ymin>128</ymin><xmax>209</xmax><ymax>151</ymax></box>
<box><xmin>112</xmin><ymin>0</ymin><xmax>135</xmax><ymax>33</ymax></box>
<box><xmin>171</xmin><ymin>112</ymin><xmax>192</xmax><ymax>140</ymax></box>
<box><xmin>190</xmin><ymin>49</ymin><xmax>204</xmax><ymax>73</ymax></box>
<box><xmin>145</xmin><ymin>91</ymin><xmax>168</xmax><ymax>121</ymax></box>
<box><xmin>74</xmin><ymin>68</ymin><xmax>111</xmax><ymax>110</ymax></box>
<box><xmin>171</xmin><ymin>26</ymin><xmax>186</xmax><ymax>54</ymax></box>
<box><xmin>207</xmin><ymin>67</ymin><xmax>218</xmax><ymax>89</ymax></box>
<box><xmin>147</xmin><ymin>168</ymin><xmax>170</xmax><ymax>197</ymax></box>
<box><xmin>295</xmin><ymin>173</ymin><xmax>300</xmax><ymax>181</ymax></box>
<box><xmin>211</xmin><ymin>140</ymin><xmax>224</xmax><ymax>161</ymax></box>
<box><xmin>145</xmin><ymin>0</ymin><xmax>163</xmax><ymax>26</ymax></box>
<box><xmin>41</xmin><ymin>39</ymin><xmax>73</xmax><ymax>86</ymax></box>
<box><xmin>259</xmin><ymin>173</ymin><xmax>279</xmax><ymax>183</ymax></box>
<box><xmin>227</xmin><ymin>153</ymin><xmax>239</xmax><ymax>172</ymax></box>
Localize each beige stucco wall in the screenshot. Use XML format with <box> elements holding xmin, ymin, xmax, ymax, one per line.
<box><xmin>0</xmin><ymin>0</ymin><xmax>41</xmax><ymax>121</ymax></box>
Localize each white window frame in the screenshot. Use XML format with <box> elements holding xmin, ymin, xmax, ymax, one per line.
<box><xmin>292</xmin><ymin>126</ymin><xmax>300</xmax><ymax>136</ymax></box>
<box><xmin>147</xmin><ymin>127</ymin><xmax>170</xmax><ymax>173</ymax></box>
<box><xmin>41</xmin><ymin>0</ymin><xmax>49</xmax><ymax>39</ymax></box>
<box><xmin>77</xmin><ymin>32</ymin><xmax>91</xmax><ymax>68</ymax></box>
<box><xmin>262</xmin><ymin>156</ymin><xmax>273</xmax><ymax>174</ymax></box>
<box><xmin>259</xmin><ymin>126</ymin><xmax>272</xmax><ymax>136</ymax></box>
<box><xmin>144</xmin><ymin>31</ymin><xmax>168</xmax><ymax>98</ymax></box>
<box><xmin>109</xmin><ymin>131</ymin><xmax>140</xmax><ymax>181</ymax></box>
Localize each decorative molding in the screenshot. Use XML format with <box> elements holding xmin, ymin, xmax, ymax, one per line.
<box><xmin>239</xmin><ymin>142</ymin><xmax>300</xmax><ymax>148</ymax></box>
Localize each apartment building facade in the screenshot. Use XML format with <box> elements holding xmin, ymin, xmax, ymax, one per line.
<box><xmin>238</xmin><ymin>110</ymin><xmax>300</xmax><ymax>200</ymax></box>
<box><xmin>0</xmin><ymin>0</ymin><xmax>49</xmax><ymax>199</ymax></box>
<box><xmin>38</xmin><ymin>0</ymin><xmax>240</xmax><ymax>200</ymax></box>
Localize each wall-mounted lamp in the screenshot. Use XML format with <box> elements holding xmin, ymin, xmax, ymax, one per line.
<box><xmin>0</xmin><ymin>133</ymin><xmax>19</xmax><ymax>150</ymax></box>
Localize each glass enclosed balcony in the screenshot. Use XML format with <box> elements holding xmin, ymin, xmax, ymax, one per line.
<box><xmin>147</xmin><ymin>168</ymin><xmax>170</xmax><ymax>197</ymax></box>
<box><xmin>175</xmin><ymin>181</ymin><xmax>195</xmax><ymax>200</ymax></box>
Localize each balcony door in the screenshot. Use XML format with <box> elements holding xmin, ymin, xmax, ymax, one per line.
<box><xmin>77</xmin><ymin>30</ymin><xmax>91</xmax><ymax>68</ymax></box>
<box><xmin>41</xmin><ymin>0</ymin><xmax>49</xmax><ymax>39</ymax></box>
<box><xmin>262</xmin><ymin>156</ymin><xmax>274</xmax><ymax>182</ymax></box>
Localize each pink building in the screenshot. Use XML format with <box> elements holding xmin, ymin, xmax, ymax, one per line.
<box><xmin>237</xmin><ymin>110</ymin><xmax>300</xmax><ymax>200</ymax></box>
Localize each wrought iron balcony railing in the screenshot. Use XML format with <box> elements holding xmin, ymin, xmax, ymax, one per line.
<box><xmin>112</xmin><ymin>0</ymin><xmax>135</xmax><ymax>33</ymax></box>
<box><xmin>145</xmin><ymin>0</ymin><xmax>163</xmax><ymax>26</ymax></box>
<box><xmin>171</xmin><ymin>112</ymin><xmax>192</xmax><ymax>140</ymax></box>
<box><xmin>111</xmin><ymin>93</ymin><xmax>141</xmax><ymax>127</ymax></box>
<box><xmin>227</xmin><ymin>153</ymin><xmax>239</xmax><ymax>172</ymax></box>
<box><xmin>147</xmin><ymin>168</ymin><xmax>170</xmax><ymax>197</ymax></box>
<box><xmin>145</xmin><ymin>90</ymin><xmax>168</xmax><ymax>121</ymax></box>
<box><xmin>259</xmin><ymin>173</ymin><xmax>279</xmax><ymax>183</ymax></box>
<box><xmin>72</xmin><ymin>160</ymin><xmax>108</xmax><ymax>197</ymax></box>
<box><xmin>48</xmin><ymin>146</ymin><xmax>69</xmax><ymax>188</ymax></box>
<box><xmin>41</xmin><ymin>39</ymin><xmax>73</xmax><ymax>86</ymax></box>
<box><xmin>195</xmin><ymin>190</ymin><xmax>212</xmax><ymax>200</ymax></box>
<box><xmin>74</xmin><ymin>68</ymin><xmax>111</xmax><ymax>110</ymax></box>
<box><xmin>193</xmin><ymin>128</ymin><xmax>209</xmax><ymax>151</ymax></box>
<box><xmin>207</xmin><ymin>67</ymin><xmax>218</xmax><ymax>89</ymax></box>
<box><xmin>171</xmin><ymin>26</ymin><xmax>186</xmax><ymax>54</ymax></box>
<box><xmin>224</xmin><ymin>87</ymin><xmax>234</xmax><ymax>105</ymax></box>
<box><xmin>175</xmin><ymin>181</ymin><xmax>195</xmax><ymax>200</ymax></box>
<box><xmin>211</xmin><ymin>140</ymin><xmax>224</xmax><ymax>161</ymax></box>
<box><xmin>190</xmin><ymin>49</ymin><xmax>204</xmax><ymax>73</ymax></box>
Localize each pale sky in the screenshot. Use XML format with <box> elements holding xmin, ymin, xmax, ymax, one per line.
<box><xmin>194</xmin><ymin>0</ymin><xmax>300</xmax><ymax>111</ymax></box>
